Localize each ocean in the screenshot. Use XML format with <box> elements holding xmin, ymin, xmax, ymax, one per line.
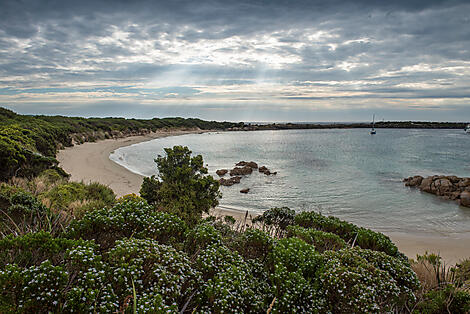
<box><xmin>110</xmin><ymin>128</ymin><xmax>470</xmax><ymax>235</ymax></box>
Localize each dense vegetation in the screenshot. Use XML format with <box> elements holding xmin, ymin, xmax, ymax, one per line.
<box><xmin>0</xmin><ymin>108</ymin><xmax>469</xmax><ymax>312</ymax></box>
<box><xmin>0</xmin><ymin>107</ymin><xmax>242</xmax><ymax>181</ymax></box>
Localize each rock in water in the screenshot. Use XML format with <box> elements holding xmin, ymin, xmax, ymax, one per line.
<box><xmin>240</xmin><ymin>188</ymin><xmax>250</xmax><ymax>194</ymax></box>
<box><xmin>216</xmin><ymin>169</ymin><xmax>228</xmax><ymax>176</ymax></box>
<box><xmin>404</xmin><ymin>174</ymin><xmax>470</xmax><ymax>207</ymax></box>
<box><xmin>230</xmin><ymin>166</ymin><xmax>253</xmax><ymax>176</ymax></box>
<box><xmin>461</xmin><ymin>191</ymin><xmax>470</xmax><ymax>207</ymax></box>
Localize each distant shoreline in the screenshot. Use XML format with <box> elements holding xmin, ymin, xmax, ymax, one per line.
<box><xmin>57</xmin><ymin>128</ymin><xmax>470</xmax><ymax>264</ymax></box>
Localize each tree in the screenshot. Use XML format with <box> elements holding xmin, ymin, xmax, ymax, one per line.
<box><xmin>140</xmin><ymin>146</ymin><xmax>220</xmax><ymax>225</ymax></box>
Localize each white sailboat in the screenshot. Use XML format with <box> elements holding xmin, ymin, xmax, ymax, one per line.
<box><xmin>465</xmin><ymin>124</ymin><xmax>470</xmax><ymax>134</ymax></box>
<box><xmin>370</xmin><ymin>114</ymin><xmax>376</xmax><ymax>135</ymax></box>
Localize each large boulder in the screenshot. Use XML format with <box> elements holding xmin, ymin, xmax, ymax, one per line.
<box><xmin>460</xmin><ymin>191</ymin><xmax>470</xmax><ymax>207</ymax></box>
<box><xmin>404</xmin><ymin>175</ymin><xmax>423</xmax><ymax>187</ymax></box>
<box><xmin>219</xmin><ymin>176</ymin><xmax>242</xmax><ymax>186</ymax></box>
<box><xmin>216</xmin><ymin>169</ymin><xmax>228</xmax><ymax>177</ymax></box>
<box><xmin>431</xmin><ymin>178</ymin><xmax>454</xmax><ymax>196</ymax></box>
<box><xmin>230</xmin><ymin>166</ymin><xmax>253</xmax><ymax>176</ymax></box>
<box><xmin>419</xmin><ymin>177</ymin><xmax>434</xmax><ymax>193</ymax></box>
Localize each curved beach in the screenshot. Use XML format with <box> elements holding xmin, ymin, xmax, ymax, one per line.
<box><xmin>57</xmin><ymin>132</ymin><xmax>470</xmax><ymax>264</ymax></box>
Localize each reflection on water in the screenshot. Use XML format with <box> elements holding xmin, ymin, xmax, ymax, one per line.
<box><xmin>110</xmin><ymin>128</ymin><xmax>470</xmax><ymax>235</ymax></box>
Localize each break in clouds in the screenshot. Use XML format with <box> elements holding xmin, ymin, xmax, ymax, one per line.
<box><xmin>0</xmin><ymin>0</ymin><xmax>469</xmax><ymax>121</ymax></box>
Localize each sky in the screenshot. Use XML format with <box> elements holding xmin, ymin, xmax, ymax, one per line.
<box><xmin>0</xmin><ymin>0</ymin><xmax>469</xmax><ymax>122</ymax></box>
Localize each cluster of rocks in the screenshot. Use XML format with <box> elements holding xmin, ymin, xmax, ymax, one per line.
<box><xmin>216</xmin><ymin>161</ymin><xmax>277</xmax><ymax>193</ymax></box>
<box><xmin>403</xmin><ymin>175</ymin><xmax>470</xmax><ymax>207</ymax></box>
<box><xmin>259</xmin><ymin>166</ymin><xmax>277</xmax><ymax>176</ymax></box>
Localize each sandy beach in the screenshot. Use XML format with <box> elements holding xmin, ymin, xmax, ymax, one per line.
<box><xmin>57</xmin><ymin>131</ymin><xmax>470</xmax><ymax>264</ymax></box>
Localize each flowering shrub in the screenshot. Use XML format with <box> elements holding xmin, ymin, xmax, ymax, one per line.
<box><xmin>287</xmin><ymin>225</ymin><xmax>346</xmax><ymax>252</ymax></box>
<box><xmin>235</xmin><ymin>228</ymin><xmax>274</xmax><ymax>260</ymax></box>
<box><xmin>195</xmin><ymin>243</ymin><xmax>268</xmax><ymax>312</ymax></box>
<box><xmin>252</xmin><ymin>206</ymin><xmax>295</xmax><ymax>237</ymax></box>
<box><xmin>0</xmin><ymin>231</ymin><xmax>90</xmax><ymax>267</ymax></box>
<box><xmin>319</xmin><ymin>248</ymin><xmax>419</xmax><ymax>313</ymax></box>
<box><xmin>184</xmin><ymin>222</ymin><xmax>222</xmax><ymax>255</ymax></box>
<box><xmin>66</xmin><ymin>199</ymin><xmax>187</xmax><ymax>249</ymax></box>
<box><xmin>267</xmin><ymin>237</ymin><xmax>325</xmax><ymax>312</ymax></box>
<box><xmin>107</xmin><ymin>238</ymin><xmax>200</xmax><ymax>312</ymax></box>
<box><xmin>295</xmin><ymin>211</ymin><xmax>398</xmax><ymax>257</ymax></box>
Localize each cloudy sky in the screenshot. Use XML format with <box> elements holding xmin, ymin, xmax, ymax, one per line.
<box><xmin>1</xmin><ymin>0</ymin><xmax>469</xmax><ymax>122</ymax></box>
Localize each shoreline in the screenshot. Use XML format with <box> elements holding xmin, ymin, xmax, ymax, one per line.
<box><xmin>57</xmin><ymin>130</ymin><xmax>470</xmax><ymax>264</ymax></box>
<box><xmin>57</xmin><ymin>129</ymin><xmax>204</xmax><ymax>197</ymax></box>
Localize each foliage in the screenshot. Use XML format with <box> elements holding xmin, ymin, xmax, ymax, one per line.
<box><xmin>235</xmin><ymin>228</ymin><xmax>274</xmax><ymax>261</ymax></box>
<box><xmin>268</xmin><ymin>237</ymin><xmax>325</xmax><ymax>313</ymax></box>
<box><xmin>412</xmin><ymin>284</ymin><xmax>470</xmax><ymax>314</ymax></box>
<box><xmin>184</xmin><ymin>222</ymin><xmax>222</xmax><ymax>256</ymax></box>
<box><xmin>140</xmin><ymin>146</ymin><xmax>220</xmax><ymax>226</ymax></box>
<box><xmin>0</xmin><ymin>191</ymin><xmax>67</xmax><ymax>238</ymax></box>
<box><xmin>252</xmin><ymin>206</ymin><xmax>295</xmax><ymax>237</ymax></box>
<box><xmin>294</xmin><ymin>211</ymin><xmax>399</xmax><ymax>257</ymax></box>
<box><xmin>319</xmin><ymin>248</ymin><xmax>419</xmax><ymax>313</ymax></box>
<box><xmin>66</xmin><ymin>198</ymin><xmax>187</xmax><ymax>250</ymax></box>
<box><xmin>194</xmin><ymin>243</ymin><xmax>268</xmax><ymax>312</ymax></box>
<box><xmin>40</xmin><ymin>181</ymin><xmax>115</xmax><ymax>215</ymax></box>
<box><xmin>287</xmin><ymin>225</ymin><xmax>347</xmax><ymax>252</ymax></box>
<box><xmin>107</xmin><ymin>238</ymin><xmax>200</xmax><ymax>312</ymax></box>
<box><xmin>0</xmin><ymin>107</ymin><xmax>240</xmax><ymax>182</ymax></box>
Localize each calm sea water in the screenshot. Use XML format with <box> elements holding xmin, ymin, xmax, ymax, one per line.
<box><xmin>110</xmin><ymin>129</ymin><xmax>470</xmax><ymax>235</ymax></box>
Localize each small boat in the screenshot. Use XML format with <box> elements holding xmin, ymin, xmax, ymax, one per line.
<box><xmin>370</xmin><ymin>114</ymin><xmax>376</xmax><ymax>135</ymax></box>
<box><xmin>465</xmin><ymin>124</ymin><xmax>470</xmax><ymax>134</ymax></box>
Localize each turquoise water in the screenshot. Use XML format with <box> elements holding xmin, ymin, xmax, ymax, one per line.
<box><xmin>110</xmin><ymin>129</ymin><xmax>470</xmax><ymax>234</ymax></box>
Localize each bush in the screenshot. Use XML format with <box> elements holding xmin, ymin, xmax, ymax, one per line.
<box><xmin>66</xmin><ymin>199</ymin><xmax>187</xmax><ymax>250</ymax></box>
<box><xmin>294</xmin><ymin>211</ymin><xmax>399</xmax><ymax>257</ymax></box>
<box><xmin>268</xmin><ymin>237</ymin><xmax>325</xmax><ymax>313</ymax></box>
<box><xmin>0</xmin><ymin>191</ymin><xmax>66</xmax><ymax>237</ymax></box>
<box><xmin>319</xmin><ymin>248</ymin><xmax>419</xmax><ymax>313</ymax></box>
<box><xmin>107</xmin><ymin>238</ymin><xmax>200</xmax><ymax>312</ymax></box>
<box><xmin>195</xmin><ymin>243</ymin><xmax>267</xmax><ymax>312</ymax></box>
<box><xmin>140</xmin><ymin>146</ymin><xmax>220</xmax><ymax>226</ymax></box>
<box><xmin>252</xmin><ymin>207</ymin><xmax>295</xmax><ymax>237</ymax></box>
<box><xmin>184</xmin><ymin>222</ymin><xmax>222</xmax><ymax>256</ymax></box>
<box><xmin>287</xmin><ymin>225</ymin><xmax>346</xmax><ymax>253</ymax></box>
<box><xmin>413</xmin><ymin>284</ymin><xmax>470</xmax><ymax>314</ymax></box>
<box><xmin>40</xmin><ymin>181</ymin><xmax>115</xmax><ymax>215</ymax></box>
<box><xmin>236</xmin><ymin>228</ymin><xmax>274</xmax><ymax>261</ymax></box>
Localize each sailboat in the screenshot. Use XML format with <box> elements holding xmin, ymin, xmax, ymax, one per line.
<box><xmin>465</xmin><ymin>124</ymin><xmax>470</xmax><ymax>134</ymax></box>
<box><xmin>370</xmin><ymin>114</ymin><xmax>376</xmax><ymax>135</ymax></box>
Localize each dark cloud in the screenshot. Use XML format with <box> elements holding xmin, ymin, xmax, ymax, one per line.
<box><xmin>0</xmin><ymin>0</ymin><xmax>469</xmax><ymax>121</ymax></box>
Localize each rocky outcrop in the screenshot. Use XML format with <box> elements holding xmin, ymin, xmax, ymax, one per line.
<box><xmin>216</xmin><ymin>169</ymin><xmax>228</xmax><ymax>177</ymax></box>
<box><xmin>404</xmin><ymin>175</ymin><xmax>470</xmax><ymax>207</ymax></box>
<box><xmin>230</xmin><ymin>166</ymin><xmax>253</xmax><ymax>176</ymax></box>
<box><xmin>219</xmin><ymin>176</ymin><xmax>242</xmax><ymax>186</ymax></box>
<box><xmin>236</xmin><ymin>161</ymin><xmax>258</xmax><ymax>168</ymax></box>
<box><xmin>259</xmin><ymin>166</ymin><xmax>277</xmax><ymax>176</ymax></box>
<box><xmin>240</xmin><ymin>188</ymin><xmax>250</xmax><ymax>194</ymax></box>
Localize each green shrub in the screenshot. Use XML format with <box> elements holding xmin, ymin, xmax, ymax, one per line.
<box><xmin>294</xmin><ymin>211</ymin><xmax>399</xmax><ymax>257</ymax></box>
<box><xmin>184</xmin><ymin>222</ymin><xmax>222</xmax><ymax>256</ymax></box>
<box><xmin>0</xmin><ymin>191</ymin><xmax>65</xmax><ymax>237</ymax></box>
<box><xmin>40</xmin><ymin>181</ymin><xmax>115</xmax><ymax>213</ymax></box>
<box><xmin>413</xmin><ymin>284</ymin><xmax>470</xmax><ymax>314</ymax></box>
<box><xmin>287</xmin><ymin>225</ymin><xmax>346</xmax><ymax>253</ymax></box>
<box><xmin>107</xmin><ymin>238</ymin><xmax>200</xmax><ymax>312</ymax></box>
<box><xmin>140</xmin><ymin>146</ymin><xmax>220</xmax><ymax>226</ymax></box>
<box><xmin>319</xmin><ymin>248</ymin><xmax>419</xmax><ymax>313</ymax></box>
<box><xmin>236</xmin><ymin>228</ymin><xmax>274</xmax><ymax>261</ymax></box>
<box><xmin>269</xmin><ymin>237</ymin><xmax>325</xmax><ymax>313</ymax></box>
<box><xmin>195</xmin><ymin>243</ymin><xmax>268</xmax><ymax>312</ymax></box>
<box><xmin>0</xmin><ymin>231</ymin><xmax>92</xmax><ymax>268</ymax></box>
<box><xmin>252</xmin><ymin>206</ymin><xmax>295</xmax><ymax>237</ymax></box>
<box><xmin>66</xmin><ymin>199</ymin><xmax>186</xmax><ymax>250</ymax></box>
